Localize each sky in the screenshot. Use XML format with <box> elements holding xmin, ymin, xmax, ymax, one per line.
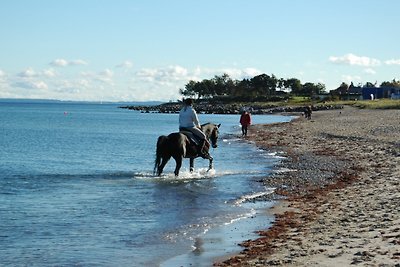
<box><xmin>1</xmin><ymin>0</ymin><xmax>399</xmax><ymax>102</ymax></box>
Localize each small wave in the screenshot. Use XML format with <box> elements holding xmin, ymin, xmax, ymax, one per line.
<box><xmin>222</xmin><ymin>138</ymin><xmax>242</xmax><ymax>144</ymax></box>
<box><xmin>135</xmin><ymin>168</ymin><xmax>218</xmax><ymax>183</ymax></box>
<box><xmin>233</xmin><ymin>187</ymin><xmax>276</xmax><ymax>205</ymax></box>
<box><xmin>273</xmin><ymin>167</ymin><xmax>297</xmax><ymax>173</ymax></box>
<box><xmin>134</xmin><ymin>168</ymin><xmax>257</xmax><ymax>183</ymax></box>
<box><xmin>222</xmin><ymin>210</ymin><xmax>257</xmax><ymax>226</ymax></box>
<box><xmin>266</xmin><ymin>151</ymin><xmax>287</xmax><ymax>159</ymax></box>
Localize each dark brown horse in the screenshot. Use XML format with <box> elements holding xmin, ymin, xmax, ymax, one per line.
<box><xmin>154</xmin><ymin>123</ymin><xmax>220</xmax><ymax>176</ymax></box>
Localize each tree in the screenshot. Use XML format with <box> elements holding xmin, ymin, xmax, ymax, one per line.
<box><xmin>302</xmin><ymin>82</ymin><xmax>326</xmax><ymax>96</ymax></box>
<box><xmin>179</xmin><ymin>80</ymin><xmax>198</xmax><ymax>98</ymax></box>
<box><xmin>277</xmin><ymin>78</ymin><xmax>286</xmax><ymax>91</ymax></box>
<box><xmin>250</xmin><ymin>74</ymin><xmax>278</xmax><ymax>98</ymax></box>
<box><xmin>364</xmin><ymin>82</ymin><xmax>377</xmax><ymax>88</ymax></box>
<box><xmin>380</xmin><ymin>79</ymin><xmax>400</xmax><ymax>88</ymax></box>
<box><xmin>212</xmin><ymin>73</ymin><xmax>234</xmax><ymax>96</ymax></box>
<box><xmin>336</xmin><ymin>82</ymin><xmax>353</xmax><ymax>95</ymax></box>
<box><xmin>198</xmin><ymin>79</ymin><xmax>215</xmax><ymax>99</ymax></box>
<box><xmin>233</xmin><ymin>78</ymin><xmax>253</xmax><ymax>99</ymax></box>
<box><xmin>284</xmin><ymin>78</ymin><xmax>302</xmax><ymax>95</ymax></box>
<box><xmin>180</xmin><ymin>73</ymin><xmax>328</xmax><ymax>101</ymax></box>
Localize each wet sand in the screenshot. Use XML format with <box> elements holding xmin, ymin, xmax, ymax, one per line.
<box><xmin>215</xmin><ymin>106</ymin><xmax>400</xmax><ymax>266</ymax></box>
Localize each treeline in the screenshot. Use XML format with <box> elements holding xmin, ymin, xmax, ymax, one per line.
<box><xmin>179</xmin><ymin>73</ymin><xmax>326</xmax><ymax>101</ymax></box>
<box><xmin>336</xmin><ymin>79</ymin><xmax>400</xmax><ymax>90</ymax></box>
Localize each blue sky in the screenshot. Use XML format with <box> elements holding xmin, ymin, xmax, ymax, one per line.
<box><xmin>1</xmin><ymin>0</ymin><xmax>399</xmax><ymax>101</ymax></box>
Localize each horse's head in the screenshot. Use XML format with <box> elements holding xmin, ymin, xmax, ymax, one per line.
<box><xmin>202</xmin><ymin>123</ymin><xmax>221</xmax><ymax>148</ymax></box>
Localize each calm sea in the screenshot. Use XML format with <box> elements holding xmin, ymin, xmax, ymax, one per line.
<box><xmin>0</xmin><ymin>100</ymin><xmax>292</xmax><ymax>266</ymax></box>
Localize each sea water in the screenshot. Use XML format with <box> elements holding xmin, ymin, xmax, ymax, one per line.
<box><xmin>0</xmin><ymin>100</ymin><xmax>292</xmax><ymax>266</ymax></box>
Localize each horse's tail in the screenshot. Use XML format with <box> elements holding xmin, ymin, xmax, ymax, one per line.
<box><xmin>154</xmin><ymin>135</ymin><xmax>168</xmax><ymax>175</ymax></box>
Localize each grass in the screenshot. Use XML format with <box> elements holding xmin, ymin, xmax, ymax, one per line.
<box><xmin>350</xmin><ymin>99</ymin><xmax>400</xmax><ymax>109</ymax></box>
<box><xmin>311</xmin><ymin>99</ymin><xmax>400</xmax><ymax>109</ymax></box>
<box><xmin>200</xmin><ymin>97</ymin><xmax>400</xmax><ymax>110</ymax></box>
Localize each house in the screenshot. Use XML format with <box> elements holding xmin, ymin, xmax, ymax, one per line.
<box><xmin>362</xmin><ymin>87</ymin><xmax>400</xmax><ymax>100</ymax></box>
<box><xmin>330</xmin><ymin>85</ymin><xmax>363</xmax><ymax>100</ymax></box>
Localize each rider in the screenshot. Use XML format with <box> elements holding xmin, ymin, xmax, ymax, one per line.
<box><xmin>179</xmin><ymin>98</ymin><xmax>210</xmax><ymax>157</ymax></box>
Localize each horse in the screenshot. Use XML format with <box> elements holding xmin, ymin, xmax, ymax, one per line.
<box><xmin>154</xmin><ymin>123</ymin><xmax>221</xmax><ymax>176</ymax></box>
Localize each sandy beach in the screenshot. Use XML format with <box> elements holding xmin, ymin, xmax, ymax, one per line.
<box><xmin>215</xmin><ymin>106</ymin><xmax>400</xmax><ymax>266</ymax></box>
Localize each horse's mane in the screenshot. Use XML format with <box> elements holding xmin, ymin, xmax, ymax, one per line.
<box><xmin>201</xmin><ymin>122</ymin><xmax>212</xmax><ymax>127</ymax></box>
<box><xmin>201</xmin><ymin>123</ymin><xmax>218</xmax><ymax>137</ymax></box>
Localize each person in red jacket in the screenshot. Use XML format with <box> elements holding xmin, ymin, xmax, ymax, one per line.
<box><xmin>239</xmin><ymin>110</ymin><xmax>252</xmax><ymax>137</ymax></box>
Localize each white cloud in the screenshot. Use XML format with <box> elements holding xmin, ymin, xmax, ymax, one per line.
<box><xmin>80</xmin><ymin>69</ymin><xmax>114</xmax><ymax>85</ymax></box>
<box><xmin>385</xmin><ymin>59</ymin><xmax>400</xmax><ymax>65</ymax></box>
<box><xmin>329</xmin><ymin>53</ymin><xmax>380</xmax><ymax>67</ymax></box>
<box><xmin>33</xmin><ymin>81</ymin><xmax>48</xmax><ymax>89</ymax></box>
<box><xmin>116</xmin><ymin>60</ymin><xmax>133</xmax><ymax>68</ymax></box>
<box><xmin>13</xmin><ymin>80</ymin><xmax>48</xmax><ymax>90</ymax></box>
<box><xmin>364</xmin><ymin>68</ymin><xmax>376</xmax><ymax>74</ymax></box>
<box><xmin>50</xmin><ymin>58</ymin><xmax>88</xmax><ymax>67</ymax></box>
<box><xmin>43</xmin><ymin>68</ymin><xmax>57</xmax><ymax>77</ymax></box>
<box><xmin>69</xmin><ymin>59</ymin><xmax>88</xmax><ymax>66</ymax></box>
<box><xmin>50</xmin><ymin>59</ymin><xmax>68</xmax><ymax>67</ymax></box>
<box><xmin>100</xmin><ymin>69</ymin><xmax>114</xmax><ymax>78</ymax></box>
<box><xmin>136</xmin><ymin>68</ymin><xmax>156</xmax><ymax>81</ymax></box>
<box><xmin>221</xmin><ymin>67</ymin><xmax>263</xmax><ymax>79</ymax></box>
<box><xmin>4</xmin><ymin>63</ymin><xmax>279</xmax><ymax>101</ymax></box>
<box><xmin>188</xmin><ymin>66</ymin><xmax>263</xmax><ymax>81</ymax></box>
<box><xmin>97</xmin><ymin>69</ymin><xmax>114</xmax><ymax>84</ymax></box>
<box><xmin>131</xmin><ymin>66</ymin><xmax>267</xmax><ymax>101</ymax></box>
<box><xmin>17</xmin><ymin>68</ymin><xmax>58</xmax><ymax>79</ymax></box>
<box><xmin>52</xmin><ymin>79</ymin><xmax>91</xmax><ymax>95</ymax></box>
<box><xmin>0</xmin><ymin>70</ymin><xmax>7</xmax><ymax>86</ymax></box>
<box><xmin>18</xmin><ymin>68</ymin><xmax>37</xmax><ymax>77</ymax></box>
<box><xmin>136</xmin><ymin>65</ymin><xmax>190</xmax><ymax>84</ymax></box>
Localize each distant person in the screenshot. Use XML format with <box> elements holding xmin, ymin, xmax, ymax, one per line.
<box><xmin>304</xmin><ymin>106</ymin><xmax>312</xmax><ymax>120</ymax></box>
<box><xmin>179</xmin><ymin>98</ymin><xmax>209</xmax><ymax>157</ymax></box>
<box><xmin>239</xmin><ymin>110</ymin><xmax>252</xmax><ymax>137</ymax></box>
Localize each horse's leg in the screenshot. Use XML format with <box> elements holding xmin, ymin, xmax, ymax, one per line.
<box><xmin>208</xmin><ymin>156</ymin><xmax>213</xmax><ymax>171</ymax></box>
<box><xmin>157</xmin><ymin>156</ymin><xmax>170</xmax><ymax>176</ymax></box>
<box><xmin>189</xmin><ymin>158</ymin><xmax>194</xmax><ymax>173</ymax></box>
<box><xmin>174</xmin><ymin>156</ymin><xmax>182</xmax><ymax>176</ymax></box>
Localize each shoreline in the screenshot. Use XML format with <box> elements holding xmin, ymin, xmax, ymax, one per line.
<box><xmin>215</xmin><ymin>106</ymin><xmax>400</xmax><ymax>266</ymax></box>
<box><xmin>120</xmin><ymin>102</ymin><xmax>343</xmax><ymax>115</ymax></box>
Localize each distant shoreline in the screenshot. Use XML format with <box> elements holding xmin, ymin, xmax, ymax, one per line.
<box><xmin>120</xmin><ymin>101</ymin><xmax>344</xmax><ymax>115</ymax></box>
<box><xmin>0</xmin><ymin>98</ymin><xmax>163</xmax><ymax>106</ymax></box>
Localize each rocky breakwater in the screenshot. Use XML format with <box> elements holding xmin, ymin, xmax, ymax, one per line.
<box><xmin>120</xmin><ymin>102</ymin><xmax>343</xmax><ymax>115</ymax></box>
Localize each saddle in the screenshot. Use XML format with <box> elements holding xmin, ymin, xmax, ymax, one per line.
<box><xmin>180</xmin><ymin>130</ymin><xmax>210</xmax><ymax>157</ymax></box>
<box><xmin>180</xmin><ymin>130</ymin><xmax>201</xmax><ymax>146</ymax></box>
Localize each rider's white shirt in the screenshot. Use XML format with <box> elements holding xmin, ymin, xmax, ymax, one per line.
<box><xmin>179</xmin><ymin>106</ymin><xmax>200</xmax><ymax>128</ymax></box>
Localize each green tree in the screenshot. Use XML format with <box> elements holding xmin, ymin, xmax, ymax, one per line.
<box><xmin>380</xmin><ymin>79</ymin><xmax>400</xmax><ymax>88</ymax></box>
<box><xmin>198</xmin><ymin>79</ymin><xmax>215</xmax><ymax>99</ymax></box>
<box><xmin>212</xmin><ymin>73</ymin><xmax>234</xmax><ymax>96</ymax></box>
<box><xmin>285</xmin><ymin>78</ymin><xmax>302</xmax><ymax>95</ymax></box>
<box><xmin>234</xmin><ymin>78</ymin><xmax>254</xmax><ymax>99</ymax></box>
<box><xmin>336</xmin><ymin>82</ymin><xmax>349</xmax><ymax>94</ymax></box>
<box><xmin>179</xmin><ymin>80</ymin><xmax>198</xmax><ymax>98</ymax></box>
<box><xmin>180</xmin><ymin>73</ymin><xmax>327</xmax><ymax>101</ymax></box>
<box><xmin>277</xmin><ymin>78</ymin><xmax>286</xmax><ymax>91</ymax></box>
<box><xmin>302</xmin><ymin>82</ymin><xmax>326</xmax><ymax>96</ymax></box>
<box><xmin>250</xmin><ymin>74</ymin><xmax>278</xmax><ymax>98</ymax></box>
<box><xmin>364</xmin><ymin>81</ymin><xmax>377</xmax><ymax>88</ymax></box>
